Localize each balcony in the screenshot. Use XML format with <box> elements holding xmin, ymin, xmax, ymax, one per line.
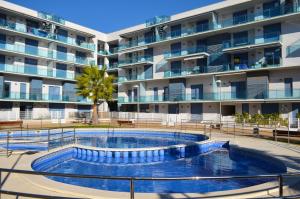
<box><xmin>107</xmin><ymin>63</ymin><xmax>119</xmax><ymax>71</ymax></box>
<box><xmin>118</xmin><ymin>56</ymin><xmax>153</xmax><ymax>68</ymax></box>
<box><xmin>0</xmin><ymin>42</ymin><xmax>52</xmax><ymax>59</ymax></box>
<box><xmin>117</xmin><ymin>4</ymin><xmax>300</xmax><ymax>52</ymax></box>
<box><xmin>118</xmin><ymin>88</ymin><xmax>300</xmax><ymax>104</ymax></box>
<box><xmin>0</xmin><ymin>63</ymin><xmax>75</xmax><ymax>80</ymax></box>
<box><xmin>118</xmin><ymin>73</ymin><xmax>152</xmax><ymax>83</ymax></box>
<box><xmin>0</xmin><ymin>42</ymin><xmax>94</xmax><ymax>66</ymax></box>
<box><xmin>0</xmin><ymin>92</ymin><xmax>91</xmax><ymax>104</ymax></box>
<box><xmin>223</xmin><ymin>32</ymin><xmax>282</xmax><ymax>53</ymax></box>
<box><xmin>38</xmin><ymin>11</ymin><xmax>65</xmax><ymax>25</ymax></box>
<box><xmin>145</xmin><ymin>16</ymin><xmax>171</xmax><ymax>27</ymax></box>
<box><xmin>0</xmin><ymin>19</ymin><xmax>95</xmax><ymax>51</ymax></box>
<box><xmin>164</xmin><ymin>46</ymin><xmax>209</xmax><ymax>61</ymax></box>
<box><xmin>161</xmin><ymin>57</ymin><xmax>281</xmax><ymax>79</ymax></box>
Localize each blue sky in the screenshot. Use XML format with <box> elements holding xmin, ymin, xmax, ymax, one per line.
<box><xmin>8</xmin><ymin>0</ymin><xmax>222</xmax><ymax>33</ymax></box>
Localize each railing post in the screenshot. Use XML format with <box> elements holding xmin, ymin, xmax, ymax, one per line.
<box><xmin>278</xmin><ymin>175</ymin><xmax>283</xmax><ymax>197</ymax></box>
<box><xmin>61</xmin><ymin>128</ymin><xmax>64</xmax><ymax>147</ymax></box>
<box><xmin>73</xmin><ymin>128</ymin><xmax>76</xmax><ymax>144</ymax></box>
<box><xmin>6</xmin><ymin>131</ymin><xmax>9</xmax><ymax>157</ymax></box>
<box><xmin>47</xmin><ymin>129</ymin><xmax>50</xmax><ymax>151</ymax></box>
<box><xmin>209</xmin><ymin>122</ymin><xmax>212</xmax><ymax>139</ymax></box>
<box><xmin>204</xmin><ymin>124</ymin><xmax>206</xmax><ymax>135</ymax></box>
<box><xmin>130</xmin><ymin>178</ymin><xmax>134</xmax><ymax>199</ymax></box>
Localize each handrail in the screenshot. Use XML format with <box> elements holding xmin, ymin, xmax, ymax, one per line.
<box><xmin>0</xmin><ymin>168</ymin><xmax>300</xmax><ymax>198</ymax></box>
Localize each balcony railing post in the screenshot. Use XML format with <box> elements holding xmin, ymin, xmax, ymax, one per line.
<box><xmin>130</xmin><ymin>178</ymin><xmax>135</xmax><ymax>199</ymax></box>
<box><xmin>278</xmin><ymin>175</ymin><xmax>283</xmax><ymax>197</ymax></box>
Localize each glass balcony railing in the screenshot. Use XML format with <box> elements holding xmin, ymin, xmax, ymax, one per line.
<box><xmin>118</xmin><ymin>88</ymin><xmax>300</xmax><ymax>104</ymax></box>
<box><xmin>1</xmin><ymin>92</ymin><xmax>91</xmax><ymax>103</ymax></box>
<box><xmin>223</xmin><ymin>32</ymin><xmax>281</xmax><ymax>50</ymax></box>
<box><xmin>145</xmin><ymin>16</ymin><xmax>171</xmax><ymax>27</ymax></box>
<box><xmin>118</xmin><ymin>4</ymin><xmax>300</xmax><ymax>52</ymax></box>
<box><xmin>0</xmin><ymin>42</ymin><xmax>95</xmax><ymax>66</ymax></box>
<box><xmin>0</xmin><ymin>19</ymin><xmax>95</xmax><ymax>51</ymax></box>
<box><xmin>118</xmin><ymin>56</ymin><xmax>153</xmax><ymax>67</ymax></box>
<box><xmin>0</xmin><ymin>63</ymin><xmax>75</xmax><ymax>80</ymax></box>
<box><xmin>38</xmin><ymin>11</ymin><xmax>65</xmax><ymax>25</ymax></box>
<box><xmin>107</xmin><ymin>63</ymin><xmax>119</xmax><ymax>70</ymax></box>
<box><xmin>164</xmin><ymin>45</ymin><xmax>207</xmax><ymax>59</ymax></box>
<box><xmin>118</xmin><ymin>73</ymin><xmax>152</xmax><ymax>83</ymax></box>
<box><xmin>162</xmin><ymin>57</ymin><xmax>281</xmax><ymax>79</ymax></box>
<box><xmin>0</xmin><ymin>43</ymin><xmax>52</xmax><ymax>58</ymax></box>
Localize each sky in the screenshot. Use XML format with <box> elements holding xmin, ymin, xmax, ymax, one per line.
<box><xmin>7</xmin><ymin>0</ymin><xmax>222</xmax><ymax>33</ymax></box>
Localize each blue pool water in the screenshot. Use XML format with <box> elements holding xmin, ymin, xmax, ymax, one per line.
<box><xmin>1</xmin><ymin>130</ymin><xmax>206</xmax><ymax>150</ymax></box>
<box><xmin>32</xmin><ymin>146</ymin><xmax>286</xmax><ymax>193</ymax></box>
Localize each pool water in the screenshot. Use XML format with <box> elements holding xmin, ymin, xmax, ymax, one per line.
<box><xmin>34</xmin><ymin>147</ymin><xmax>286</xmax><ymax>193</ymax></box>
<box><xmin>75</xmin><ymin>135</ymin><xmax>202</xmax><ymax>148</ymax></box>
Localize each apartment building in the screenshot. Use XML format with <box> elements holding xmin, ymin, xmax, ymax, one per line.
<box><xmin>1</xmin><ymin>0</ymin><xmax>300</xmax><ymax>121</ymax></box>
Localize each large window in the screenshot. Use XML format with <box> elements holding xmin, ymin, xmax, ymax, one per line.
<box><xmin>25</xmin><ymin>58</ymin><xmax>38</xmax><ymax>74</ymax></box>
<box><xmin>171</xmin><ymin>24</ymin><xmax>181</xmax><ymax>38</ymax></box>
<box><xmin>191</xmin><ymin>84</ymin><xmax>203</xmax><ymax>100</ymax></box>
<box><xmin>233</xmin><ymin>31</ymin><xmax>248</xmax><ymax>47</ymax></box>
<box><xmin>233</xmin><ymin>10</ymin><xmax>248</xmax><ymax>25</ymax></box>
<box><xmin>264</xmin><ymin>47</ymin><xmax>281</xmax><ymax>66</ymax></box>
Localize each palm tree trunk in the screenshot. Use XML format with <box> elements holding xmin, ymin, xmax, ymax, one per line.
<box><xmin>92</xmin><ymin>103</ymin><xmax>98</xmax><ymax>124</ymax></box>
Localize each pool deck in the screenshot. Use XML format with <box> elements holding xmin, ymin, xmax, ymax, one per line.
<box><xmin>1</xmin><ymin>128</ymin><xmax>300</xmax><ymax>199</ymax></box>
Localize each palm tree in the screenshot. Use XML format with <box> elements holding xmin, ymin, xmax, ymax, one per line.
<box><xmin>76</xmin><ymin>65</ymin><xmax>115</xmax><ymax>124</ymax></box>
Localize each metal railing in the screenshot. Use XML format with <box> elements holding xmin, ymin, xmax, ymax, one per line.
<box><xmin>1</xmin><ymin>127</ymin><xmax>76</xmax><ymax>157</ymax></box>
<box><xmin>0</xmin><ymin>168</ymin><xmax>299</xmax><ymax>199</ymax></box>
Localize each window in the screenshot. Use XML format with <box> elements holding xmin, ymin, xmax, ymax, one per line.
<box><xmin>242</xmin><ymin>104</ymin><xmax>249</xmax><ymax>113</ymax></box>
<box><xmin>25</xmin><ymin>38</ymin><xmax>38</xmax><ymax>56</ymax></box>
<box><xmin>191</xmin><ymin>103</ymin><xmax>203</xmax><ymax>115</ymax></box>
<box><xmin>231</xmin><ymin>81</ymin><xmax>246</xmax><ymax>99</ymax></box>
<box><xmin>196</xmin><ymin>20</ymin><xmax>209</xmax><ymax>32</ymax></box>
<box><xmin>30</xmin><ymin>79</ymin><xmax>42</xmax><ymax>100</ymax></box>
<box><xmin>171</xmin><ymin>42</ymin><xmax>181</xmax><ymax>56</ymax></box>
<box><xmin>0</xmin><ymin>33</ymin><xmax>6</xmax><ymax>44</ymax></box>
<box><xmin>144</xmin><ymin>30</ymin><xmax>155</xmax><ymax>44</ymax></box>
<box><xmin>233</xmin><ymin>31</ymin><xmax>248</xmax><ymax>46</ymax></box>
<box><xmin>263</xmin><ymin>0</ymin><xmax>280</xmax><ymax>18</ymax></box>
<box><xmin>25</xmin><ymin>58</ymin><xmax>38</xmax><ymax>74</ymax></box>
<box><xmin>56</xmin><ymin>28</ymin><xmax>68</xmax><ymax>42</ymax></box>
<box><xmin>154</xmin><ymin>104</ymin><xmax>159</xmax><ymax>113</ymax></box>
<box><xmin>76</xmin><ymin>35</ymin><xmax>86</xmax><ymax>46</ymax></box>
<box><xmin>49</xmin><ymin>103</ymin><xmax>65</xmax><ymax>119</ymax></box>
<box><xmin>57</xmin><ymin>46</ymin><xmax>67</xmax><ymax>61</ymax></box>
<box><xmin>191</xmin><ymin>84</ymin><xmax>203</xmax><ymax>100</ymax></box>
<box><xmin>170</xmin><ymin>61</ymin><xmax>181</xmax><ymax>76</ymax></box>
<box><xmin>233</xmin><ymin>10</ymin><xmax>248</xmax><ymax>25</ymax></box>
<box><xmin>56</xmin><ymin>63</ymin><xmax>67</xmax><ymax>78</ymax></box>
<box><xmin>262</xmin><ymin>103</ymin><xmax>279</xmax><ymax>114</ymax></box>
<box><xmin>20</xmin><ymin>83</ymin><xmax>27</xmax><ymax>99</ymax></box>
<box><xmin>263</xmin><ymin>23</ymin><xmax>281</xmax><ymax>43</ymax></box>
<box><xmin>153</xmin><ymin>87</ymin><xmax>158</xmax><ymax>101</ymax></box>
<box><xmin>49</xmin><ymin>86</ymin><xmax>61</xmax><ymax>101</ymax></box>
<box><xmin>171</xmin><ymin>24</ymin><xmax>181</xmax><ymax>38</ymax></box>
<box><xmin>284</xmin><ymin>78</ymin><xmax>293</xmax><ymax>97</ymax></box>
<box><xmin>4</xmin><ymin>82</ymin><xmax>10</xmax><ymax>98</ymax></box>
<box><xmin>0</xmin><ymin>54</ymin><xmax>5</xmax><ymax>71</ymax></box>
<box><xmin>144</xmin><ymin>65</ymin><xmax>153</xmax><ymax>79</ymax></box>
<box><xmin>264</xmin><ymin>47</ymin><xmax>281</xmax><ymax>66</ymax></box>
<box><xmin>168</xmin><ymin>104</ymin><xmax>179</xmax><ymax>114</ymax></box>
<box><xmin>233</xmin><ymin>53</ymin><xmax>248</xmax><ymax>69</ymax></box>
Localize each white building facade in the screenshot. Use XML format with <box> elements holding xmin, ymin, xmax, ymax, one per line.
<box><xmin>1</xmin><ymin>0</ymin><xmax>300</xmax><ymax>121</ymax></box>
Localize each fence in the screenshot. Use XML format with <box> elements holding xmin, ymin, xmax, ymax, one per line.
<box><xmin>0</xmin><ymin>168</ymin><xmax>299</xmax><ymax>199</ymax></box>
<box><xmin>1</xmin><ymin>127</ymin><xmax>75</xmax><ymax>157</ymax></box>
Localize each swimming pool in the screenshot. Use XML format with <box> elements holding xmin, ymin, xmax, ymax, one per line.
<box><xmin>31</xmin><ymin>130</ymin><xmax>287</xmax><ymax>194</ymax></box>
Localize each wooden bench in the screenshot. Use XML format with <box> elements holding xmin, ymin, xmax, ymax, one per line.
<box><xmin>0</xmin><ymin>120</ymin><xmax>23</xmax><ymax>129</ymax></box>
<box><xmin>117</xmin><ymin>120</ymin><xmax>134</xmax><ymax>127</ymax></box>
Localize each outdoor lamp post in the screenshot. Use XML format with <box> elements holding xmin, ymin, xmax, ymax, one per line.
<box><xmin>216</xmin><ymin>80</ymin><xmax>222</xmax><ymax>127</ymax></box>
